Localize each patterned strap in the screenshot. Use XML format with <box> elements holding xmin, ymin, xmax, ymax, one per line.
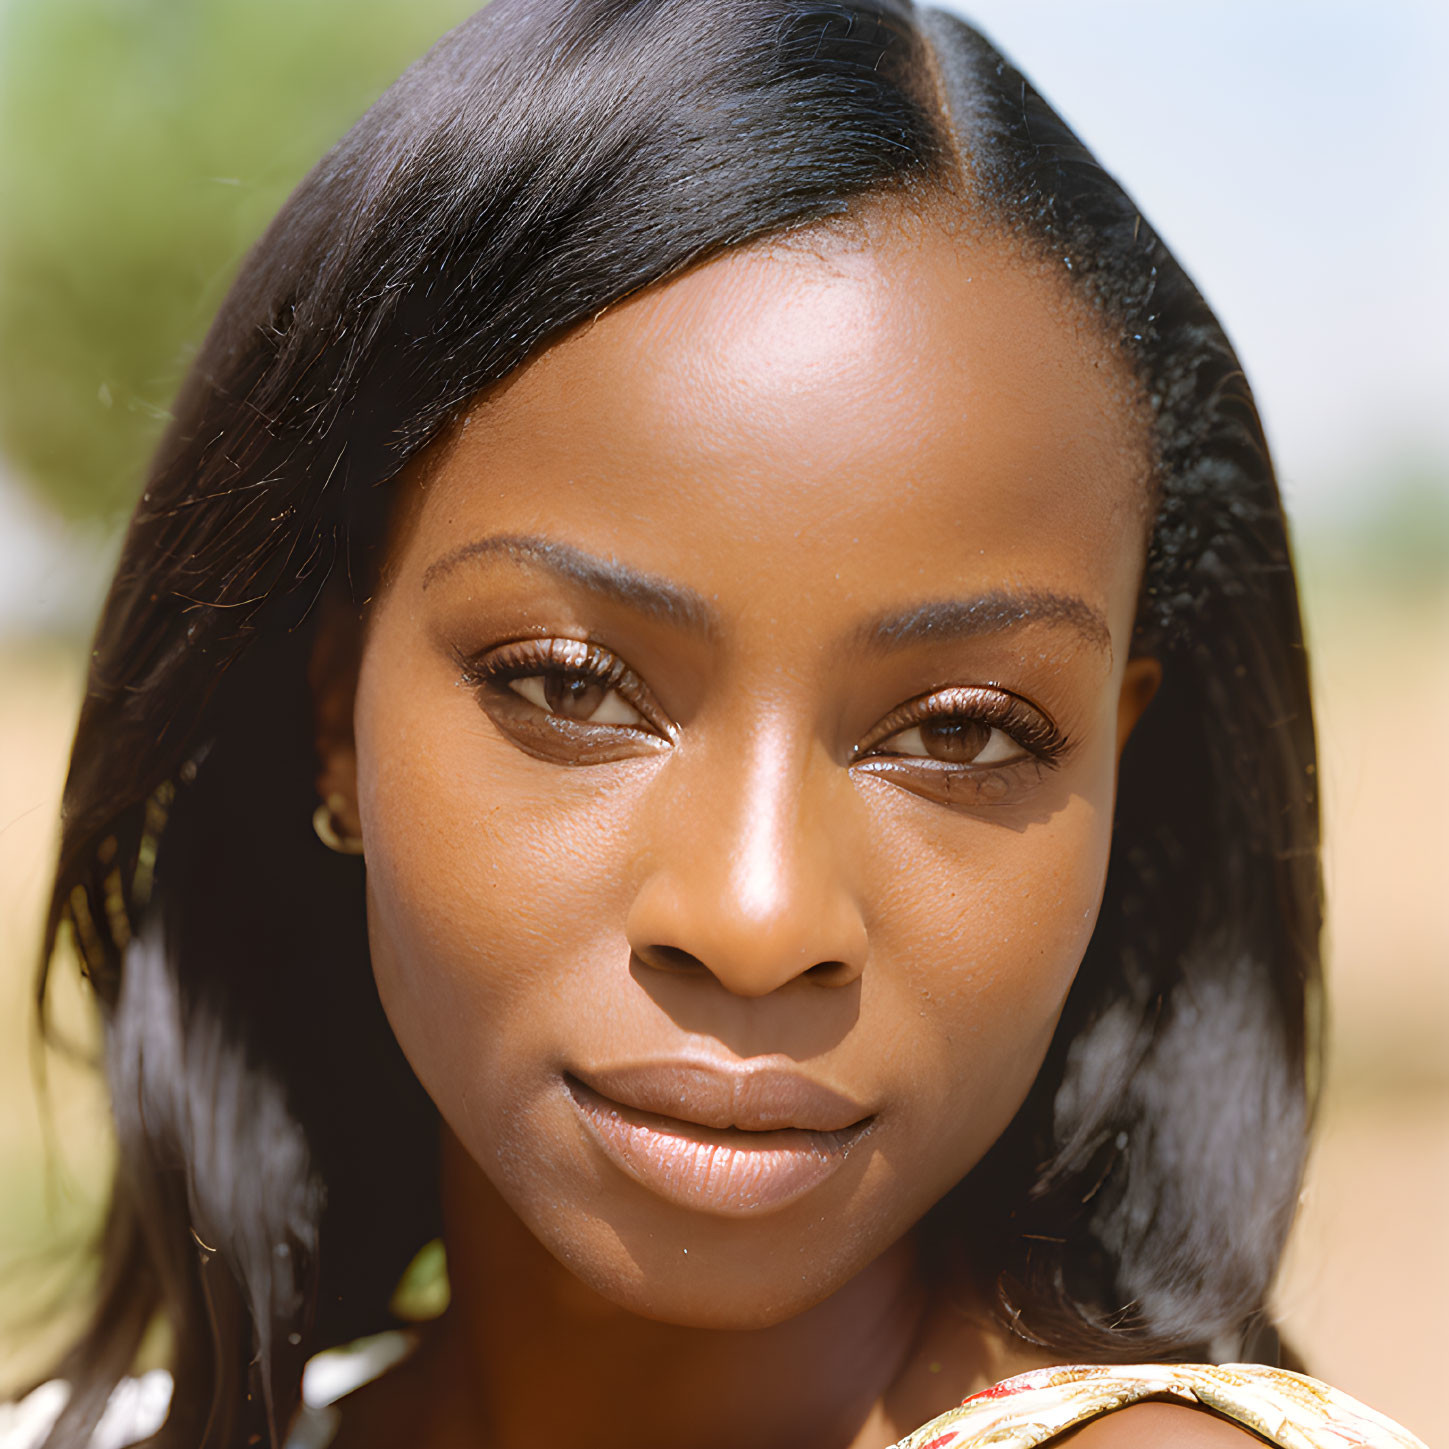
<box><xmin>890</xmin><ymin>1363</ymin><xmax>1428</xmax><ymax>1449</ymax></box>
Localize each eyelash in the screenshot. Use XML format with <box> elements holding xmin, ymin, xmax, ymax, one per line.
<box><xmin>854</xmin><ymin>686</ymin><xmax>1068</xmax><ymax>766</ymax></box>
<box><xmin>454</xmin><ymin>637</ymin><xmax>667</xmax><ymax>734</ymax></box>
<box><xmin>454</xmin><ymin>637</ymin><xmax>1069</xmax><ymax>772</ymax></box>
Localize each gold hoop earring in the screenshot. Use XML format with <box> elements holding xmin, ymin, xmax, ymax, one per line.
<box><xmin>312</xmin><ymin>793</ymin><xmax>364</xmax><ymax>855</ymax></box>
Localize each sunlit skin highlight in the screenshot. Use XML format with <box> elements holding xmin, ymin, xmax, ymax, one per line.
<box><xmin>311</xmin><ymin>207</ymin><xmax>1258</xmax><ymax>1447</ymax></box>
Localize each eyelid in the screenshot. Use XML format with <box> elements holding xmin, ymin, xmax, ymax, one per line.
<box><xmin>453</xmin><ymin>636</ymin><xmax>676</xmax><ymax>740</ymax></box>
<box><xmin>855</xmin><ymin>685</ymin><xmax>1067</xmax><ymax>764</ymax></box>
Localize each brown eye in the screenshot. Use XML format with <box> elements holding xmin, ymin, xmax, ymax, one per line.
<box><xmin>544</xmin><ymin>673</ymin><xmax>605</xmax><ymax>718</ymax></box>
<box><xmin>917</xmin><ymin>717</ymin><xmax>988</xmax><ymax>762</ymax></box>
<box><xmin>877</xmin><ymin>718</ymin><xmax>1022</xmax><ymax>765</ymax></box>
<box><xmin>509</xmin><ymin>672</ymin><xmax>645</xmax><ymax>727</ymax></box>
<box><xmin>854</xmin><ymin>686</ymin><xmax>1069</xmax><ymax>807</ymax></box>
<box><xmin>456</xmin><ymin>637</ymin><xmax>673</xmax><ymax>767</ymax></box>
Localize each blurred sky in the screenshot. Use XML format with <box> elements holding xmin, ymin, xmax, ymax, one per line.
<box><xmin>935</xmin><ymin>0</ymin><xmax>1449</xmax><ymax>516</ymax></box>
<box><xmin>1</xmin><ymin>0</ymin><xmax>1446</xmax><ymax>630</ymax></box>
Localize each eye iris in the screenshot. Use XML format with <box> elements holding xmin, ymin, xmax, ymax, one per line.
<box><xmin>544</xmin><ymin>673</ymin><xmax>609</xmax><ymax>719</ymax></box>
<box><xmin>920</xmin><ymin>717</ymin><xmax>991</xmax><ymax>762</ymax></box>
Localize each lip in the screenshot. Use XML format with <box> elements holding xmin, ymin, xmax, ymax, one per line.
<box><xmin>571</xmin><ymin>1059</ymin><xmax>870</xmax><ymax>1133</ymax></box>
<box><xmin>564</xmin><ymin>1061</ymin><xmax>875</xmax><ymax>1217</ymax></box>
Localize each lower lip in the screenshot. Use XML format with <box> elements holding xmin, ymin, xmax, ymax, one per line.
<box><xmin>565</xmin><ymin>1078</ymin><xmax>872</xmax><ymax>1217</ymax></box>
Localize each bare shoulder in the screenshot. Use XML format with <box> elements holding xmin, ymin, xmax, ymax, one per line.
<box><xmin>1047</xmin><ymin>1402</ymin><xmax>1267</xmax><ymax>1446</ymax></box>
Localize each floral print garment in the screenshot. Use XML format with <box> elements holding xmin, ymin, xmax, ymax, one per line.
<box><xmin>891</xmin><ymin>1363</ymin><xmax>1428</xmax><ymax>1449</ymax></box>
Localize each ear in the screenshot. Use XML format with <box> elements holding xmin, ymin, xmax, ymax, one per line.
<box><xmin>308</xmin><ymin>579</ymin><xmax>366</xmax><ymax>841</ymax></box>
<box><xmin>1115</xmin><ymin>655</ymin><xmax>1162</xmax><ymax>762</ymax></box>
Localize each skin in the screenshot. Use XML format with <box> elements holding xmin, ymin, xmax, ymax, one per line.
<box><xmin>312</xmin><ymin>205</ymin><xmax>1256</xmax><ymax>1447</ymax></box>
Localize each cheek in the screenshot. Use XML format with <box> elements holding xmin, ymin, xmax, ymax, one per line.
<box><xmin>857</xmin><ymin>760</ymin><xmax>1115</xmax><ymax>1172</ymax></box>
<box><xmin>353</xmin><ymin>653</ymin><xmax>642</xmax><ymax>1153</ymax></box>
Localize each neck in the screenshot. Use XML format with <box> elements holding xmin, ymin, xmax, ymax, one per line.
<box><xmin>415</xmin><ymin>1126</ymin><xmax>986</xmax><ymax>1449</ymax></box>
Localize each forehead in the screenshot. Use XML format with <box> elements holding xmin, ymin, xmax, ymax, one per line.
<box><xmin>387</xmin><ymin>207</ymin><xmax>1152</xmax><ymax>644</ymax></box>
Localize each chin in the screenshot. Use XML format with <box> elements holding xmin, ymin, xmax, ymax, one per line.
<box><xmin>546</xmin><ymin>1219</ymin><xmax>884</xmax><ymax>1331</ymax></box>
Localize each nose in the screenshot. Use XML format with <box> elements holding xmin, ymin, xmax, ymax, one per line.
<box><xmin>625</xmin><ymin>726</ymin><xmax>868</xmax><ymax>998</ymax></box>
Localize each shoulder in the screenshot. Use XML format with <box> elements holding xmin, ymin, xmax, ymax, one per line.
<box><xmin>1046</xmin><ymin>1402</ymin><xmax>1265</xmax><ymax>1445</ymax></box>
<box><xmin>892</xmin><ymin>1362</ymin><xmax>1429</xmax><ymax>1449</ymax></box>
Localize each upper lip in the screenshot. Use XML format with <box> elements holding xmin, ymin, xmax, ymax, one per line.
<box><xmin>568</xmin><ymin>1059</ymin><xmax>871</xmax><ymax>1134</ymax></box>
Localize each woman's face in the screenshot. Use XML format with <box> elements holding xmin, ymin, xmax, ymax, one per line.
<box><xmin>318</xmin><ymin>209</ymin><xmax>1158</xmax><ymax>1329</ymax></box>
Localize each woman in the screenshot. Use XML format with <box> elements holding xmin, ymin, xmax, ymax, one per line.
<box><xmin>15</xmin><ymin>1</ymin><xmax>1425</xmax><ymax>1445</ymax></box>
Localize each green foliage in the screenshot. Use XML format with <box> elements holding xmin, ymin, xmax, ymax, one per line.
<box><xmin>389</xmin><ymin>1237</ymin><xmax>451</xmax><ymax>1322</ymax></box>
<box><xmin>0</xmin><ymin>0</ymin><xmax>478</xmax><ymax>523</ymax></box>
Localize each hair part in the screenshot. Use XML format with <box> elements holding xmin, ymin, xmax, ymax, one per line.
<box><xmin>37</xmin><ymin>3</ymin><xmax>1318</xmax><ymax>1443</ymax></box>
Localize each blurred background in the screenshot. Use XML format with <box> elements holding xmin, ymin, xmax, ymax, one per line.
<box><xmin>0</xmin><ymin>0</ymin><xmax>1444</xmax><ymax>1440</ymax></box>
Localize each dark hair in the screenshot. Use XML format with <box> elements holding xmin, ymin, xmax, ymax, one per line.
<box><xmin>37</xmin><ymin>1</ymin><xmax>1320</xmax><ymax>1443</ymax></box>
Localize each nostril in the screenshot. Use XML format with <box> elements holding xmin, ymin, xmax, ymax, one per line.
<box><xmin>637</xmin><ymin>946</ymin><xmax>855</xmax><ymax>987</ymax></box>
<box><xmin>639</xmin><ymin>944</ymin><xmax>708</xmax><ymax>975</ymax></box>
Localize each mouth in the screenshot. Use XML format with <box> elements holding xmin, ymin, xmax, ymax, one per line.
<box><xmin>563</xmin><ymin>1066</ymin><xmax>875</xmax><ymax>1218</ymax></box>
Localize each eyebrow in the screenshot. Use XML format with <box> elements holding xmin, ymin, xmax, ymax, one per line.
<box><xmin>855</xmin><ymin>591</ymin><xmax>1113</xmax><ymax>658</ymax></box>
<box><xmin>420</xmin><ymin>533</ymin><xmax>716</xmax><ymax>635</ymax></box>
<box><xmin>423</xmin><ymin>532</ymin><xmax>1110</xmax><ymax>658</ymax></box>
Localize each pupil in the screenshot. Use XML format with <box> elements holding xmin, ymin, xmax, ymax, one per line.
<box><xmin>921</xmin><ymin>717</ymin><xmax>990</xmax><ymax>762</ymax></box>
<box><xmin>545</xmin><ymin>673</ymin><xmax>607</xmax><ymax>718</ymax></box>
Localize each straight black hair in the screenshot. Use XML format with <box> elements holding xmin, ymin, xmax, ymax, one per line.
<box><xmin>36</xmin><ymin>2</ymin><xmax>1319</xmax><ymax>1444</ymax></box>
